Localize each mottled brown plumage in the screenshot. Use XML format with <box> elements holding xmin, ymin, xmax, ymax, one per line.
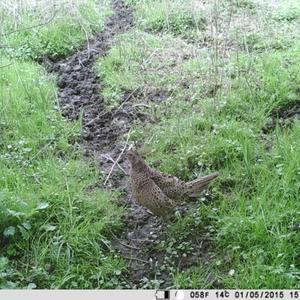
<box><xmin>127</xmin><ymin>149</ymin><xmax>219</xmax><ymax>218</ymax></box>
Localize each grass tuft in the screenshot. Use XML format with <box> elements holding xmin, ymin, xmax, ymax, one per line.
<box><xmin>126</xmin><ymin>0</ymin><xmax>206</xmax><ymax>36</ymax></box>
<box><xmin>0</xmin><ymin>59</ymin><xmax>124</xmax><ymax>288</ymax></box>
<box><xmin>0</xmin><ymin>0</ymin><xmax>111</xmax><ymax>61</ymax></box>
<box><xmin>135</xmin><ymin>47</ymin><xmax>300</xmax><ymax>288</ymax></box>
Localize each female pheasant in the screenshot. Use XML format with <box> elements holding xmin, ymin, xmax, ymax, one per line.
<box><xmin>127</xmin><ymin>149</ymin><xmax>219</xmax><ymax>218</ymax></box>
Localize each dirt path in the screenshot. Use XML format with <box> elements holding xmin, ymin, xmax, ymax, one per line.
<box><xmin>264</xmin><ymin>100</ymin><xmax>300</xmax><ymax>132</ymax></box>
<box><xmin>49</xmin><ymin>0</ymin><xmax>219</xmax><ymax>288</ymax></box>
<box><xmin>50</xmin><ymin>0</ymin><xmax>175</xmax><ymax>287</ymax></box>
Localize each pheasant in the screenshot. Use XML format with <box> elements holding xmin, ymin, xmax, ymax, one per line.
<box><xmin>127</xmin><ymin>149</ymin><xmax>219</xmax><ymax>218</ymax></box>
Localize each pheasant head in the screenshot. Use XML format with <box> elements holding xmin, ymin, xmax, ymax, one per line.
<box><xmin>127</xmin><ymin>149</ymin><xmax>148</xmax><ymax>172</ymax></box>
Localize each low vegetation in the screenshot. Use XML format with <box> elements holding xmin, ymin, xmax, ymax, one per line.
<box><xmin>97</xmin><ymin>31</ymin><xmax>195</xmax><ymax>106</ymax></box>
<box><xmin>125</xmin><ymin>0</ymin><xmax>206</xmax><ymax>36</ymax></box>
<box><xmin>99</xmin><ymin>0</ymin><xmax>300</xmax><ymax>288</ymax></box>
<box><xmin>0</xmin><ymin>58</ymin><xmax>125</xmax><ymax>289</ymax></box>
<box><xmin>138</xmin><ymin>49</ymin><xmax>300</xmax><ymax>288</ymax></box>
<box><xmin>0</xmin><ymin>0</ymin><xmax>111</xmax><ymax>61</ymax></box>
<box><xmin>0</xmin><ymin>0</ymin><xmax>124</xmax><ymax>289</ymax></box>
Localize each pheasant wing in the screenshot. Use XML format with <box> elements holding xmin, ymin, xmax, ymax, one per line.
<box><xmin>149</xmin><ymin>168</ymin><xmax>186</xmax><ymax>201</ymax></box>
<box><xmin>135</xmin><ymin>178</ymin><xmax>176</xmax><ymax>219</ymax></box>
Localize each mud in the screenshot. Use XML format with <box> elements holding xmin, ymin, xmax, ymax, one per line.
<box><xmin>50</xmin><ymin>0</ymin><xmax>215</xmax><ymax>288</ymax></box>
<box><xmin>263</xmin><ymin>100</ymin><xmax>300</xmax><ymax>133</ymax></box>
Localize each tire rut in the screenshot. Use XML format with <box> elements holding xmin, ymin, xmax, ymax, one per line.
<box><xmin>50</xmin><ymin>0</ymin><xmax>173</xmax><ymax>288</ymax></box>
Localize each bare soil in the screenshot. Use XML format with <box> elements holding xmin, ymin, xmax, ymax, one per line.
<box><xmin>263</xmin><ymin>99</ymin><xmax>300</xmax><ymax>132</ymax></box>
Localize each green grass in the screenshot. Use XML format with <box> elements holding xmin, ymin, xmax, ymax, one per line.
<box><xmin>97</xmin><ymin>31</ymin><xmax>198</xmax><ymax>106</ymax></box>
<box><xmin>0</xmin><ymin>59</ymin><xmax>125</xmax><ymax>289</ymax></box>
<box><xmin>216</xmin><ymin>126</ymin><xmax>300</xmax><ymax>288</ymax></box>
<box><xmin>98</xmin><ymin>0</ymin><xmax>300</xmax><ymax>288</ymax></box>
<box><xmin>222</xmin><ymin>0</ymin><xmax>300</xmax><ymax>55</ymax></box>
<box><xmin>2</xmin><ymin>0</ymin><xmax>300</xmax><ymax>290</ymax></box>
<box><xmin>125</xmin><ymin>0</ymin><xmax>206</xmax><ymax>37</ymax></box>
<box><xmin>273</xmin><ymin>0</ymin><xmax>300</xmax><ymax>21</ymax></box>
<box><xmin>137</xmin><ymin>49</ymin><xmax>300</xmax><ymax>288</ymax></box>
<box><xmin>231</xmin><ymin>0</ymin><xmax>257</xmax><ymax>10</ymax></box>
<box><xmin>0</xmin><ymin>0</ymin><xmax>111</xmax><ymax>61</ymax></box>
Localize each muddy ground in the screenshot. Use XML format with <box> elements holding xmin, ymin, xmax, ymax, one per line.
<box><xmin>49</xmin><ymin>0</ymin><xmax>177</xmax><ymax>288</ymax></box>
<box><xmin>263</xmin><ymin>99</ymin><xmax>300</xmax><ymax>133</ymax></box>
<box><xmin>48</xmin><ymin>0</ymin><xmax>217</xmax><ymax>288</ymax></box>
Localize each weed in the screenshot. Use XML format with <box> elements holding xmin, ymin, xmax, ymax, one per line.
<box><xmin>2</xmin><ymin>0</ymin><xmax>300</xmax><ymax>290</ymax></box>
<box><xmin>97</xmin><ymin>31</ymin><xmax>195</xmax><ymax>106</ymax></box>
<box><xmin>0</xmin><ymin>59</ymin><xmax>125</xmax><ymax>288</ymax></box>
<box><xmin>0</xmin><ymin>0</ymin><xmax>111</xmax><ymax>61</ymax></box>
<box><xmin>126</xmin><ymin>0</ymin><xmax>206</xmax><ymax>36</ymax></box>
<box><xmin>273</xmin><ymin>1</ymin><xmax>300</xmax><ymax>22</ymax></box>
<box><xmin>131</xmin><ymin>46</ymin><xmax>300</xmax><ymax>288</ymax></box>
<box><xmin>231</xmin><ymin>0</ymin><xmax>256</xmax><ymax>10</ymax></box>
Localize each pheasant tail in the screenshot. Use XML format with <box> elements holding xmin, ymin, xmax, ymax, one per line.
<box><xmin>186</xmin><ymin>172</ymin><xmax>219</xmax><ymax>197</ymax></box>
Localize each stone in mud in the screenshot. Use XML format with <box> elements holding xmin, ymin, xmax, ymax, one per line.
<box><xmin>73</xmin><ymin>65</ymin><xmax>81</xmax><ymax>71</ymax></box>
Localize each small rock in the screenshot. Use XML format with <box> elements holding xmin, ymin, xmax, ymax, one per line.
<box><xmin>73</xmin><ymin>65</ymin><xmax>81</xmax><ymax>71</ymax></box>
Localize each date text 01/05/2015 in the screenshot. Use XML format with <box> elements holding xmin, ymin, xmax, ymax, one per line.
<box><xmin>189</xmin><ymin>290</ymin><xmax>299</xmax><ymax>299</ymax></box>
